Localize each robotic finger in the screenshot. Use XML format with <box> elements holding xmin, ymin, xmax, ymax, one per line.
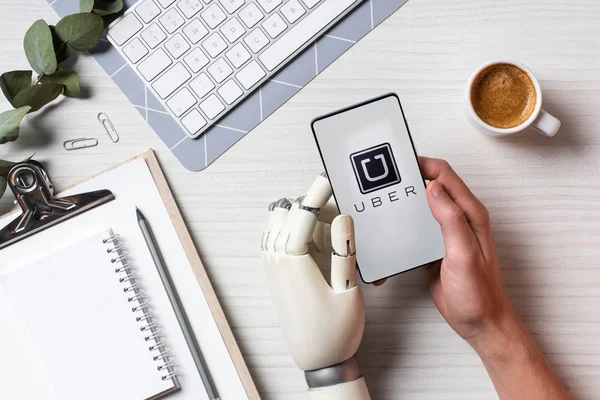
<box><xmin>330</xmin><ymin>215</ymin><xmax>357</xmax><ymax>292</ymax></box>
<box><xmin>275</xmin><ymin>196</ymin><xmax>320</xmax><ymax>255</ymax></box>
<box><xmin>276</xmin><ymin>173</ymin><xmax>335</xmax><ymax>256</ymax></box>
<box><xmin>263</xmin><ymin>198</ymin><xmax>291</xmax><ymax>252</ymax></box>
<box><xmin>303</xmin><ymin>172</ymin><xmax>333</xmax><ymax>209</ymax></box>
<box><xmin>312</xmin><ymin>198</ymin><xmax>341</xmax><ymax>252</ymax></box>
<box><xmin>318</xmin><ymin>199</ymin><xmax>340</xmax><ymax>225</ymax></box>
<box><xmin>261</xmin><ymin>201</ymin><xmax>277</xmax><ymax>251</ymax></box>
<box><xmin>312</xmin><ymin>221</ymin><xmax>331</xmax><ymax>253</ymax></box>
<box><xmin>308</xmin><ymin>174</ymin><xmax>339</xmax><ymax>252</ymax></box>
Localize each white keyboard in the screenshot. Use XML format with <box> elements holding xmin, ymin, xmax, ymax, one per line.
<box><xmin>107</xmin><ymin>0</ymin><xmax>363</xmax><ymax>139</ymax></box>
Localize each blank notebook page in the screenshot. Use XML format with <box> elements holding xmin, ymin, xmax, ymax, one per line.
<box><xmin>1</xmin><ymin>231</ymin><xmax>176</xmax><ymax>400</ymax></box>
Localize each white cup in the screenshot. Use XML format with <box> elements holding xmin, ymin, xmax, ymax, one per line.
<box><xmin>466</xmin><ymin>60</ymin><xmax>561</xmax><ymax>137</ymax></box>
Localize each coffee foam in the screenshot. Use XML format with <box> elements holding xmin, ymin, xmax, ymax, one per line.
<box><xmin>471</xmin><ymin>64</ymin><xmax>537</xmax><ymax>129</ymax></box>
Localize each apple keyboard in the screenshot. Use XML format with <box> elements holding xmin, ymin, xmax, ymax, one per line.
<box><xmin>107</xmin><ymin>0</ymin><xmax>363</xmax><ymax>139</ymax></box>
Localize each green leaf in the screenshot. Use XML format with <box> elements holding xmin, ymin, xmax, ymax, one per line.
<box><xmin>55</xmin><ymin>13</ymin><xmax>104</xmax><ymax>52</ymax></box>
<box><xmin>40</xmin><ymin>70</ymin><xmax>81</xmax><ymax>98</ymax></box>
<box><xmin>93</xmin><ymin>0</ymin><xmax>124</xmax><ymax>17</ymax></box>
<box><xmin>80</xmin><ymin>0</ymin><xmax>94</xmax><ymax>12</ymax></box>
<box><xmin>0</xmin><ymin>71</ymin><xmax>32</xmax><ymax>106</ymax></box>
<box><xmin>0</xmin><ymin>176</ymin><xmax>7</xmax><ymax>199</ymax></box>
<box><xmin>12</xmin><ymin>84</ymin><xmax>64</xmax><ymax>113</ymax></box>
<box><xmin>24</xmin><ymin>20</ymin><xmax>58</xmax><ymax>75</ymax></box>
<box><xmin>0</xmin><ymin>155</ymin><xmax>33</xmax><ymax>198</ymax></box>
<box><xmin>49</xmin><ymin>25</ymin><xmax>71</xmax><ymax>64</ymax></box>
<box><xmin>0</xmin><ymin>156</ymin><xmax>31</xmax><ymax>176</ymax></box>
<box><xmin>0</xmin><ymin>106</ymin><xmax>31</xmax><ymax>144</ymax></box>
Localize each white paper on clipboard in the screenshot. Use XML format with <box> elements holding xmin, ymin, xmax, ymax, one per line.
<box><xmin>0</xmin><ymin>156</ymin><xmax>248</xmax><ymax>400</ymax></box>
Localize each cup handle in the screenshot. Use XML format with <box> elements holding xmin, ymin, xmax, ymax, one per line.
<box><xmin>532</xmin><ymin>110</ymin><xmax>561</xmax><ymax>137</ymax></box>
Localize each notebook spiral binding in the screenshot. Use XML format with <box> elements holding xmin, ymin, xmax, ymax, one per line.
<box><xmin>103</xmin><ymin>230</ymin><xmax>178</xmax><ymax>382</ymax></box>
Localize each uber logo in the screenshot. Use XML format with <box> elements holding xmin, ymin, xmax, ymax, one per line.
<box><xmin>350</xmin><ymin>143</ymin><xmax>401</xmax><ymax>194</ymax></box>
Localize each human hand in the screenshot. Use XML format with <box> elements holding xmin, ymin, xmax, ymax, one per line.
<box><xmin>421</xmin><ymin>157</ymin><xmax>573</xmax><ymax>400</ymax></box>
<box><xmin>420</xmin><ymin>157</ymin><xmax>516</xmax><ymax>343</ymax></box>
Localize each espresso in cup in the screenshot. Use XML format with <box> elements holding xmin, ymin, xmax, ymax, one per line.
<box><xmin>470</xmin><ymin>63</ymin><xmax>537</xmax><ymax>129</ymax></box>
<box><xmin>466</xmin><ymin>60</ymin><xmax>560</xmax><ymax>137</ymax></box>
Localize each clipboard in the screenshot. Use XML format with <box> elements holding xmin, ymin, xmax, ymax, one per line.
<box><xmin>0</xmin><ymin>150</ymin><xmax>259</xmax><ymax>400</ymax></box>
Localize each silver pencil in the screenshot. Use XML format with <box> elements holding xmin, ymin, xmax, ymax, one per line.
<box><xmin>136</xmin><ymin>207</ymin><xmax>219</xmax><ymax>400</ymax></box>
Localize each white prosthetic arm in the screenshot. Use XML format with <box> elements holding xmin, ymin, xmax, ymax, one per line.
<box><xmin>261</xmin><ymin>174</ymin><xmax>371</xmax><ymax>400</ymax></box>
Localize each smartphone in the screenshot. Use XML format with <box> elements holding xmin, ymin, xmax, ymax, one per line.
<box><xmin>311</xmin><ymin>93</ymin><xmax>445</xmax><ymax>283</ymax></box>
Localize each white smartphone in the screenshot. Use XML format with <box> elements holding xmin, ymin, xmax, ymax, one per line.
<box><xmin>311</xmin><ymin>93</ymin><xmax>445</xmax><ymax>283</ymax></box>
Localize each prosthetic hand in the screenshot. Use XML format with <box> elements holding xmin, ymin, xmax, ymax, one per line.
<box><xmin>261</xmin><ymin>174</ymin><xmax>370</xmax><ymax>400</ymax></box>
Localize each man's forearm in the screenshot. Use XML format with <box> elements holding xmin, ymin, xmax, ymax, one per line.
<box><xmin>470</xmin><ymin>312</ymin><xmax>573</xmax><ymax>400</ymax></box>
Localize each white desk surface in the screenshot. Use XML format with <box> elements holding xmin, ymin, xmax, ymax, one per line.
<box><xmin>1</xmin><ymin>1</ymin><xmax>600</xmax><ymax>398</ymax></box>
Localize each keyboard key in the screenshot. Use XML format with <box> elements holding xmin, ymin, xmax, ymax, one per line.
<box><xmin>218</xmin><ymin>79</ymin><xmax>243</xmax><ymax>104</ymax></box>
<box><xmin>182</xmin><ymin>18</ymin><xmax>209</xmax><ymax>43</ymax></box>
<box><xmin>218</xmin><ymin>0</ymin><xmax>245</xmax><ymax>14</ymax></box>
<box><xmin>137</xmin><ymin>48</ymin><xmax>172</xmax><ymax>81</ymax></box>
<box><xmin>152</xmin><ymin>63</ymin><xmax>191</xmax><ymax>98</ymax></box>
<box><xmin>167</xmin><ymin>88</ymin><xmax>196</xmax><ymax>116</ymax></box>
<box><xmin>200</xmin><ymin>94</ymin><xmax>225</xmax><ymax>119</ymax></box>
<box><xmin>136</xmin><ymin>0</ymin><xmax>161</xmax><ymax>23</ymax></box>
<box><xmin>201</xmin><ymin>4</ymin><xmax>226</xmax><ymax>29</ymax></box>
<box><xmin>225</xmin><ymin>43</ymin><xmax>251</xmax><ymax>68</ymax></box>
<box><xmin>244</xmin><ymin>28</ymin><xmax>269</xmax><ymax>53</ymax></box>
<box><xmin>177</xmin><ymin>0</ymin><xmax>203</xmax><ymax>18</ymax></box>
<box><xmin>262</xmin><ymin>13</ymin><xmax>287</xmax><ymax>38</ymax></box>
<box><xmin>281</xmin><ymin>0</ymin><xmax>305</xmax><ymax>23</ymax></box>
<box><xmin>207</xmin><ymin>58</ymin><xmax>233</xmax><ymax>83</ymax></box>
<box><xmin>141</xmin><ymin>23</ymin><xmax>167</xmax><ymax>48</ymax></box>
<box><xmin>165</xmin><ymin>33</ymin><xmax>191</xmax><ymax>58</ymax></box>
<box><xmin>220</xmin><ymin>17</ymin><xmax>245</xmax><ymax>43</ymax></box>
<box><xmin>260</xmin><ymin>0</ymin><xmax>356</xmax><ymax>71</ymax></box>
<box><xmin>202</xmin><ymin>32</ymin><xmax>228</xmax><ymax>58</ymax></box>
<box><xmin>122</xmin><ymin>38</ymin><xmax>148</xmax><ymax>63</ymax></box>
<box><xmin>257</xmin><ymin>0</ymin><xmax>282</xmax><ymax>13</ymax></box>
<box><xmin>238</xmin><ymin>3</ymin><xmax>263</xmax><ymax>28</ymax></box>
<box><xmin>108</xmin><ymin>14</ymin><xmax>143</xmax><ymax>46</ymax></box>
<box><xmin>301</xmin><ymin>0</ymin><xmax>320</xmax><ymax>8</ymax></box>
<box><xmin>159</xmin><ymin>8</ymin><xmax>185</xmax><ymax>33</ymax></box>
<box><xmin>156</xmin><ymin>0</ymin><xmax>176</xmax><ymax>7</ymax></box>
<box><xmin>109</xmin><ymin>0</ymin><xmax>363</xmax><ymax>141</ymax></box>
<box><xmin>236</xmin><ymin>60</ymin><xmax>265</xmax><ymax>89</ymax></box>
<box><xmin>184</xmin><ymin>48</ymin><xmax>210</xmax><ymax>72</ymax></box>
<box><xmin>181</xmin><ymin>109</ymin><xmax>207</xmax><ymax>136</ymax></box>
<box><xmin>190</xmin><ymin>73</ymin><xmax>215</xmax><ymax>98</ymax></box>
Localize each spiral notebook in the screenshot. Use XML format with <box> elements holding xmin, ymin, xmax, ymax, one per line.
<box><xmin>1</xmin><ymin>230</ymin><xmax>178</xmax><ymax>400</ymax></box>
<box><xmin>0</xmin><ymin>151</ymin><xmax>259</xmax><ymax>400</ymax></box>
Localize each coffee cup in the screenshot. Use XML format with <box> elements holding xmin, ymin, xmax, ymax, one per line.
<box><xmin>466</xmin><ymin>60</ymin><xmax>560</xmax><ymax>137</ymax></box>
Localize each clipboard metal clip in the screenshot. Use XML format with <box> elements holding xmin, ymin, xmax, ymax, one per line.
<box><xmin>0</xmin><ymin>160</ymin><xmax>115</xmax><ymax>250</ymax></box>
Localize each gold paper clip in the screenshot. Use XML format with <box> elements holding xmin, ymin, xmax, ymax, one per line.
<box><xmin>63</xmin><ymin>137</ymin><xmax>99</xmax><ymax>151</ymax></box>
<box><xmin>98</xmin><ymin>112</ymin><xmax>119</xmax><ymax>143</ymax></box>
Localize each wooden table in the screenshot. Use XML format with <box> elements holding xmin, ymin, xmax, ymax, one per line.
<box><xmin>1</xmin><ymin>0</ymin><xmax>599</xmax><ymax>398</ymax></box>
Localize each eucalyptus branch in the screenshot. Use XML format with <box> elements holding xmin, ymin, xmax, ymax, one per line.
<box><xmin>0</xmin><ymin>0</ymin><xmax>125</xmax><ymax>198</ymax></box>
<box><xmin>34</xmin><ymin>73</ymin><xmax>45</xmax><ymax>85</ymax></box>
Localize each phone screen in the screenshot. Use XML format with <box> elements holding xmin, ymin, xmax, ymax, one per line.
<box><xmin>311</xmin><ymin>93</ymin><xmax>445</xmax><ymax>282</ymax></box>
